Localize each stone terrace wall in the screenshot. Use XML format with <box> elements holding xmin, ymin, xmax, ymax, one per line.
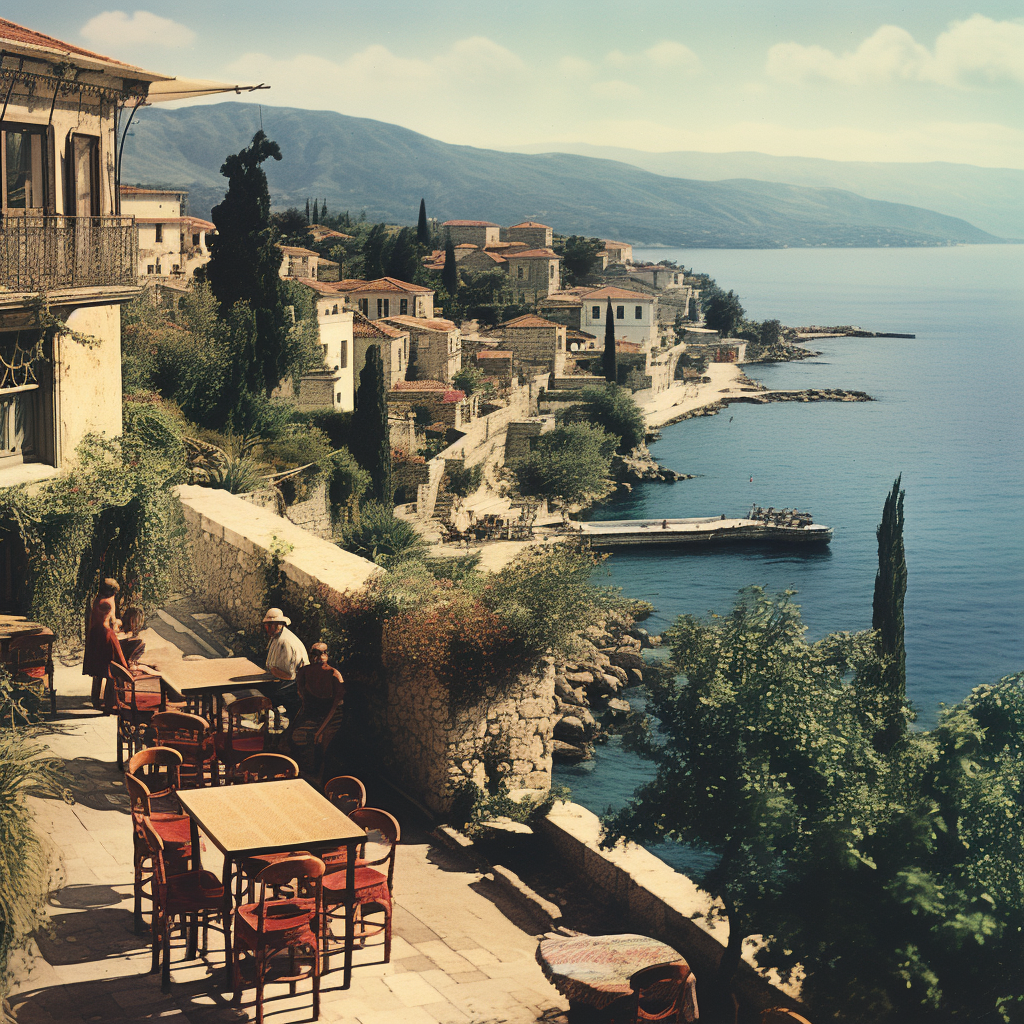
<box><xmin>176</xmin><ymin>484</ymin><xmax>382</xmax><ymax>632</ymax></box>
<box><xmin>365</xmin><ymin>657</ymin><xmax>557</xmax><ymax>816</ymax></box>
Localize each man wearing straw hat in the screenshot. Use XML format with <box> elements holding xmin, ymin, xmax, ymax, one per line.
<box><xmin>262</xmin><ymin>607</ymin><xmax>308</xmax><ymax>718</ymax></box>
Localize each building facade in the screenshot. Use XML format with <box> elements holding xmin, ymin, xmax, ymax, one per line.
<box><xmin>496</xmin><ymin>314</ymin><xmax>566</xmax><ymax>376</ymax></box>
<box><xmin>120</xmin><ymin>187</ymin><xmax>214</xmax><ymax>280</ymax></box>
<box><xmin>441</xmin><ymin>220</ymin><xmax>500</xmax><ymax>247</ymax></box>
<box><xmin>381</xmin><ymin>315</ymin><xmax>461</xmax><ymax>384</ymax></box>
<box><xmin>580</xmin><ymin>286</ymin><xmax>658</xmax><ymax>348</ymax></box>
<box><xmin>340</xmin><ymin>277</ymin><xmax>435</xmax><ymax>321</ymax></box>
<box><xmin>352</xmin><ymin>312</ymin><xmax>409</xmax><ymax>389</ymax></box>
<box><xmin>505</xmin><ymin>249</ymin><xmax>561</xmax><ymax>303</ymax></box>
<box><xmin>505</xmin><ymin>221</ymin><xmax>553</xmax><ymax>249</ymax></box>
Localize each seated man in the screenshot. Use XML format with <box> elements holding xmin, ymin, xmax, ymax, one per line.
<box><xmin>279</xmin><ymin>642</ymin><xmax>344</xmax><ymax>780</ymax></box>
<box><xmin>262</xmin><ymin>608</ymin><xmax>308</xmax><ymax>720</ymax></box>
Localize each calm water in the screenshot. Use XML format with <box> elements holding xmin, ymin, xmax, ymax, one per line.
<box><xmin>556</xmin><ymin>245</ymin><xmax>1024</xmax><ymax>867</ymax></box>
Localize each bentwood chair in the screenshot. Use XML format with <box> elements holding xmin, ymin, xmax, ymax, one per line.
<box><xmin>128</xmin><ymin>746</ymin><xmax>186</xmax><ymax>815</ymax></box>
<box><xmin>139</xmin><ymin>817</ymin><xmax>225</xmax><ymax>992</ymax></box>
<box><xmin>124</xmin><ymin>769</ymin><xmax>193</xmax><ymax>935</ymax></box>
<box><xmin>6</xmin><ymin>629</ymin><xmax>57</xmax><ymax>716</ymax></box>
<box><xmin>627</xmin><ymin>961</ymin><xmax>695</xmax><ymax>1024</ymax></box>
<box><xmin>215</xmin><ymin>695</ymin><xmax>272</xmax><ymax>784</ymax></box>
<box><xmin>761</xmin><ymin>1010</ymin><xmax>814</xmax><ymax>1024</ymax></box>
<box><xmin>150</xmin><ymin>710</ymin><xmax>217</xmax><ymax>788</ymax></box>
<box><xmin>321</xmin><ymin>807</ymin><xmax>400</xmax><ymax>971</ymax></box>
<box><xmin>111</xmin><ymin>662</ymin><xmax>165</xmax><ymax>769</ymax></box>
<box><xmin>232</xmin><ymin>855</ymin><xmax>326</xmax><ymax>1024</ymax></box>
<box><xmin>318</xmin><ymin>776</ymin><xmax>367</xmax><ymax>873</ymax></box>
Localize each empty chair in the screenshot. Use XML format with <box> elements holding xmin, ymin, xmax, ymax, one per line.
<box><xmin>124</xmin><ymin>769</ymin><xmax>193</xmax><ymax>935</ymax></box>
<box><xmin>761</xmin><ymin>1010</ymin><xmax>813</xmax><ymax>1024</ymax></box>
<box><xmin>6</xmin><ymin>629</ymin><xmax>57</xmax><ymax>716</ymax></box>
<box><xmin>150</xmin><ymin>710</ymin><xmax>216</xmax><ymax>788</ymax></box>
<box><xmin>232</xmin><ymin>855</ymin><xmax>325</xmax><ymax>1024</ymax></box>
<box><xmin>110</xmin><ymin>662</ymin><xmax>165</xmax><ymax>770</ymax></box>
<box><xmin>139</xmin><ymin>816</ymin><xmax>225</xmax><ymax>992</ymax></box>
<box><xmin>235</xmin><ymin>752</ymin><xmax>299</xmax><ymax>784</ymax></box>
<box><xmin>628</xmin><ymin>961</ymin><xmax>696</xmax><ymax>1024</ymax></box>
<box><xmin>318</xmin><ymin>776</ymin><xmax>367</xmax><ymax>872</ymax></box>
<box><xmin>214</xmin><ymin>694</ymin><xmax>272</xmax><ymax>784</ymax></box>
<box><xmin>127</xmin><ymin>746</ymin><xmax>185</xmax><ymax>814</ymax></box>
<box><xmin>321</xmin><ymin>807</ymin><xmax>400</xmax><ymax>971</ymax></box>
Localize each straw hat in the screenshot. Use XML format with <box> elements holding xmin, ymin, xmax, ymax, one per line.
<box><xmin>262</xmin><ymin>608</ymin><xmax>291</xmax><ymax>626</ymax></box>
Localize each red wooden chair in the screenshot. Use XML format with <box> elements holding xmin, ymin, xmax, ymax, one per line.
<box><xmin>232</xmin><ymin>854</ymin><xmax>325</xmax><ymax>1024</ymax></box>
<box><xmin>321</xmin><ymin>807</ymin><xmax>399</xmax><ymax>971</ymax></box>
<box><xmin>627</xmin><ymin>961</ymin><xmax>695</xmax><ymax>1023</ymax></box>
<box><xmin>761</xmin><ymin>1009</ymin><xmax>813</xmax><ymax>1024</ymax></box>
<box><xmin>138</xmin><ymin>816</ymin><xmax>225</xmax><ymax>992</ymax></box>
<box><xmin>110</xmin><ymin>662</ymin><xmax>165</xmax><ymax>770</ymax></box>
<box><xmin>150</xmin><ymin>710</ymin><xmax>216</xmax><ymax>788</ymax></box>
<box><xmin>318</xmin><ymin>776</ymin><xmax>367</xmax><ymax>873</ymax></box>
<box><xmin>214</xmin><ymin>695</ymin><xmax>272</xmax><ymax>784</ymax></box>
<box><xmin>124</xmin><ymin>768</ymin><xmax>193</xmax><ymax>935</ymax></box>
<box><xmin>128</xmin><ymin>746</ymin><xmax>185</xmax><ymax>815</ymax></box>
<box><xmin>6</xmin><ymin>629</ymin><xmax>56</xmax><ymax>716</ymax></box>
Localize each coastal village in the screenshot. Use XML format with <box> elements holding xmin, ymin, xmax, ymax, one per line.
<box><xmin>0</xmin><ymin>14</ymin><xmax>1014</xmax><ymax>1024</ymax></box>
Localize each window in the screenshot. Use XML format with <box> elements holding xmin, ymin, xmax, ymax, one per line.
<box><xmin>616</xmin><ymin>305</ymin><xmax>624</xmax><ymax>320</ymax></box>
<box><xmin>549</xmin><ymin>264</ymin><xmax>554</xmax><ymax>279</ymax></box>
<box><xmin>592</xmin><ymin>306</ymin><xmax>600</xmax><ymax>319</ymax></box>
<box><xmin>359</xmin><ymin>298</ymin><xmax>369</xmax><ymax>316</ymax></box>
<box><xmin>340</xmin><ymin>340</ymin><xmax>347</xmax><ymax>368</ymax></box>
<box><xmin>1</xmin><ymin>124</ymin><xmax>50</xmax><ymax>211</ymax></box>
<box><xmin>400</xmin><ymin>299</ymin><xmax>408</xmax><ymax>315</ymax></box>
<box><xmin>0</xmin><ymin>331</ymin><xmax>51</xmax><ymax>465</ymax></box>
<box><xmin>377</xmin><ymin>298</ymin><xmax>390</xmax><ymax>318</ymax></box>
<box><xmin>147</xmin><ymin>265</ymin><xmax>155</xmax><ymax>275</ymax></box>
<box><xmin>635</xmin><ymin>306</ymin><xmax>643</xmax><ymax>319</ymax></box>
<box><xmin>192</xmin><ymin>233</ymin><xmax>200</xmax><ymax>247</ymax></box>
<box><xmin>155</xmin><ymin>224</ymin><xmax>163</xmax><ymax>243</ymax></box>
<box><xmin>517</xmin><ymin>266</ymin><xmax>524</xmax><ymax>279</ymax></box>
<box><xmin>70</xmin><ymin>134</ymin><xmax>99</xmax><ymax>217</ymax></box>
<box><xmin>336</xmin><ymin>393</ymin><xmax>342</xmax><ymax>404</ymax></box>
<box><xmin>332</xmin><ymin>304</ymin><xmax>338</xmax><ymax>315</ymax></box>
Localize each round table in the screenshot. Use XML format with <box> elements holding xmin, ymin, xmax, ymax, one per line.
<box><xmin>537</xmin><ymin>932</ymin><xmax>698</xmax><ymax>1020</ymax></box>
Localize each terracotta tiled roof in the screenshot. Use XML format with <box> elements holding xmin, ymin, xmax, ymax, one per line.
<box><xmin>567</xmin><ymin>330</ymin><xmax>597</xmax><ymax>341</ymax></box>
<box><xmin>382</xmin><ymin>315</ymin><xmax>458</xmax><ymax>333</ymax></box>
<box><xmin>277</xmin><ymin>244</ymin><xmax>320</xmax><ymax>257</ymax></box>
<box><xmin>484</xmin><ymin>242</ymin><xmax>526</xmax><ymax>251</ymax></box>
<box><xmin>352</xmin><ymin>312</ymin><xmax>406</xmax><ymax>338</ymax></box>
<box><xmin>392</xmin><ymin>379</ymin><xmax>447</xmax><ymax>390</ymax></box>
<box><xmin>505</xmin><ymin>248</ymin><xmax>560</xmax><ymax>260</ymax></box>
<box><xmin>442</xmin><ymin>220</ymin><xmax>498</xmax><ymax>227</ymax></box>
<box><xmin>601</xmin><ymin>240</ymin><xmax>631</xmax><ymax>248</ymax></box>
<box><xmin>309</xmin><ymin>225</ymin><xmax>353</xmax><ymax>240</ymax></box>
<box><xmin>0</xmin><ymin>17</ymin><xmax>152</xmax><ymax>73</ymax></box>
<box><xmin>344</xmin><ymin>277</ymin><xmax>434</xmax><ymax>295</ymax></box>
<box><xmin>299</xmin><ymin>280</ymin><xmax>348</xmax><ymax>296</ymax></box>
<box><xmin>455</xmin><ymin>243</ymin><xmax>478</xmax><ymax>249</ymax></box>
<box><xmin>120</xmin><ymin>186</ymin><xmax>187</xmax><ymax>196</ymax></box>
<box><xmin>500</xmin><ymin>314</ymin><xmax>563</xmax><ymax>329</ymax></box>
<box><xmin>476</xmin><ymin>350</ymin><xmax>513</xmax><ymax>359</ymax></box>
<box><xmin>617</xmin><ymin>340</ymin><xmax>643</xmax><ymax>353</ymax></box>
<box><xmin>539</xmin><ymin>293</ymin><xmax>583</xmax><ymax>306</ymax></box>
<box><xmin>509</xmin><ymin>221</ymin><xmax>551</xmax><ymax>229</ymax></box>
<box><xmin>582</xmin><ymin>286</ymin><xmax>653</xmax><ymax>302</ymax></box>
<box><xmin>135</xmin><ymin>216</ymin><xmax>215</xmax><ymax>230</ymax></box>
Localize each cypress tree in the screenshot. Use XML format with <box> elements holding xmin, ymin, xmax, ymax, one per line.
<box><xmin>353</xmin><ymin>346</ymin><xmax>392</xmax><ymax>504</ymax></box>
<box><xmin>871</xmin><ymin>475</ymin><xmax>908</xmax><ymax>749</ymax></box>
<box><xmin>207</xmin><ymin>130</ymin><xmax>287</xmax><ymax>396</ymax></box>
<box><xmin>442</xmin><ymin>236</ymin><xmax>458</xmax><ymax>295</ymax></box>
<box><xmin>312</xmin><ymin>199</ymin><xmax>319</xmax><ymax>225</ymax></box>
<box><xmin>320</xmin><ymin>198</ymin><xmax>327</xmax><ymax>222</ymax></box>
<box><xmin>304</xmin><ymin>198</ymin><xmax>310</xmax><ymax>223</ymax></box>
<box><xmin>362</xmin><ymin>223</ymin><xmax>387</xmax><ymax>280</ymax></box>
<box><xmin>603</xmin><ymin>298</ymin><xmax>617</xmax><ymax>383</ymax></box>
<box><xmin>417</xmin><ymin>198</ymin><xmax>429</xmax><ymax>245</ymax></box>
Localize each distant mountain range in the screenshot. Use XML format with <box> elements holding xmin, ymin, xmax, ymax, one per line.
<box><xmin>121</xmin><ymin>103</ymin><xmax>1005</xmax><ymax>249</ymax></box>
<box><xmin>509</xmin><ymin>143</ymin><xmax>1024</xmax><ymax>241</ymax></box>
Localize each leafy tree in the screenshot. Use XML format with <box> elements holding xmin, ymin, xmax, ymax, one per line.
<box><xmin>562</xmin><ymin>384</ymin><xmax>645</xmax><ymax>452</ymax></box>
<box><xmin>340</xmin><ymin>500</ymin><xmax>426</xmax><ymax>567</ymax></box>
<box><xmin>273</xmin><ymin>206</ymin><xmax>311</xmax><ymax>245</ymax></box>
<box><xmin>870</xmin><ymin>475</ymin><xmax>908</xmax><ymax>751</ymax></box>
<box><xmin>352</xmin><ymin>345</ymin><xmax>391</xmax><ymax>504</ymax></box>
<box><xmin>760</xmin><ymin>318</ymin><xmax>783</xmax><ymax>347</ymax></box>
<box><xmin>556</xmin><ymin>235</ymin><xmax>603</xmax><ymax>287</ymax></box>
<box><xmin>513</xmin><ymin>422</ymin><xmax>616</xmax><ymax>507</ymax></box>
<box><xmin>702</xmin><ymin>285</ymin><xmax>745</xmax><ymax>338</ymax></box>
<box><xmin>384</xmin><ymin>226</ymin><xmax>419</xmax><ymax>283</ymax></box>
<box><xmin>417</xmin><ymin>198</ymin><xmax>429</xmax><ymax>245</ymax></box>
<box><xmin>206</xmin><ymin>130</ymin><xmax>288</xmax><ymax>396</ymax></box>
<box><xmin>602</xmin><ymin>298</ymin><xmax>617</xmax><ymax>383</ymax></box>
<box><xmin>442</xmin><ymin>236</ymin><xmax>458</xmax><ymax>295</ymax></box>
<box><xmin>362</xmin><ymin>223</ymin><xmax>388</xmax><ymax>280</ymax></box>
<box><xmin>452</xmin><ymin>366</ymin><xmax>483</xmax><ymax>396</ymax></box>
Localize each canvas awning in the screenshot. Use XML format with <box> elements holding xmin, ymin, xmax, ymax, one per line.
<box><xmin>140</xmin><ymin>78</ymin><xmax>269</xmax><ymax>103</ymax></box>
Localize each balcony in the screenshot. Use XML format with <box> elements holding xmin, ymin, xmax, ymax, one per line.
<box><xmin>0</xmin><ymin>215</ymin><xmax>138</xmax><ymax>294</ymax></box>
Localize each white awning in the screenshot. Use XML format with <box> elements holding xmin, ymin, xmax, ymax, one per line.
<box><xmin>141</xmin><ymin>78</ymin><xmax>269</xmax><ymax>103</ymax></box>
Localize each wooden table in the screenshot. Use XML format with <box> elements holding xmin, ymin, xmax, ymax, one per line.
<box><xmin>0</xmin><ymin>614</ymin><xmax>56</xmax><ymax>713</ymax></box>
<box><xmin>537</xmin><ymin>932</ymin><xmax>698</xmax><ymax>1020</ymax></box>
<box><xmin>0</xmin><ymin>613</ymin><xmax>48</xmax><ymax>640</ymax></box>
<box><xmin>177</xmin><ymin>779</ymin><xmax>366</xmax><ymax>988</ymax></box>
<box><xmin>140</xmin><ymin>654</ymin><xmax>273</xmax><ymax>720</ymax></box>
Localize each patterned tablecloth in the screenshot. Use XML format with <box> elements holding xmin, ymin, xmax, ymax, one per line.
<box><xmin>537</xmin><ymin>932</ymin><xmax>698</xmax><ymax>1020</ymax></box>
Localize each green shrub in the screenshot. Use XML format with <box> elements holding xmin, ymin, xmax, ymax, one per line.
<box><xmin>446</xmin><ymin>464</ymin><xmax>482</xmax><ymax>497</ymax></box>
<box><xmin>339</xmin><ymin>501</ymin><xmax>428</xmax><ymax>568</ymax></box>
<box><xmin>561</xmin><ymin>384</ymin><xmax>646</xmax><ymax>452</ymax></box>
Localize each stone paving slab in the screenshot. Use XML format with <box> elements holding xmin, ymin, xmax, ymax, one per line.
<box><xmin>8</xmin><ymin>654</ymin><xmax>569</xmax><ymax>1024</ymax></box>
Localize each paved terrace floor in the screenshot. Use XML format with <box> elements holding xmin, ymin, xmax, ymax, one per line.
<box><xmin>9</xmin><ymin>626</ymin><xmax>570</xmax><ymax>1024</ymax></box>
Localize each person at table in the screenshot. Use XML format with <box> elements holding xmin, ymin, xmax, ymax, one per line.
<box><xmin>84</xmin><ymin>578</ymin><xmax>128</xmax><ymax>712</ymax></box>
<box><xmin>119</xmin><ymin>605</ymin><xmax>146</xmax><ymax>666</ymax></box>
<box><xmin>262</xmin><ymin>607</ymin><xmax>308</xmax><ymax>719</ymax></box>
<box><xmin>279</xmin><ymin>642</ymin><xmax>345</xmax><ymax>778</ymax></box>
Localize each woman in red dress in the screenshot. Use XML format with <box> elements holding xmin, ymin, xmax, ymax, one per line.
<box><xmin>83</xmin><ymin>578</ymin><xmax>129</xmax><ymax>712</ymax></box>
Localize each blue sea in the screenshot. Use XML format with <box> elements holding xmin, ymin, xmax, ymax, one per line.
<box><xmin>554</xmin><ymin>244</ymin><xmax>1024</xmax><ymax>869</ymax></box>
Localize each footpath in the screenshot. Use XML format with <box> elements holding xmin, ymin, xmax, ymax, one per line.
<box><xmin>9</xmin><ymin>625</ymin><xmax>569</xmax><ymax>1024</ymax></box>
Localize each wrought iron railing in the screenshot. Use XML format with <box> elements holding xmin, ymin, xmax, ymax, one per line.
<box><xmin>0</xmin><ymin>215</ymin><xmax>138</xmax><ymax>292</ymax></box>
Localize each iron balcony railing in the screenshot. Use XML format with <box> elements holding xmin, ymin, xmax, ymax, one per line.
<box><xmin>0</xmin><ymin>215</ymin><xmax>138</xmax><ymax>293</ymax></box>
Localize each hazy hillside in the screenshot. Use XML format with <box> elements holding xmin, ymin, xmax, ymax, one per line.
<box><xmin>511</xmin><ymin>143</ymin><xmax>1024</xmax><ymax>240</ymax></box>
<box><xmin>121</xmin><ymin>103</ymin><xmax>1001</xmax><ymax>248</ymax></box>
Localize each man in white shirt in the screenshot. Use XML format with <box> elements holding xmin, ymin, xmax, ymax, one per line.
<box><xmin>262</xmin><ymin>607</ymin><xmax>308</xmax><ymax>717</ymax></box>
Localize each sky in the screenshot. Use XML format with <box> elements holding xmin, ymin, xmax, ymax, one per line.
<box><xmin>10</xmin><ymin>2</ymin><xmax>1024</xmax><ymax>167</ymax></box>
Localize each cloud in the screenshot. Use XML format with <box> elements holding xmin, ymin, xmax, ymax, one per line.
<box><xmin>81</xmin><ymin>10</ymin><xmax>195</xmax><ymax>49</ymax></box>
<box><xmin>607</xmin><ymin>41</ymin><xmax>701</xmax><ymax>75</ymax></box>
<box><xmin>767</xmin><ymin>16</ymin><xmax>1024</xmax><ymax>88</ymax></box>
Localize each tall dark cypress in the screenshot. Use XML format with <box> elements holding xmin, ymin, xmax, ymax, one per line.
<box><xmin>320</xmin><ymin>198</ymin><xmax>327</xmax><ymax>222</ymax></box>
<box><xmin>312</xmin><ymin>199</ymin><xmax>319</xmax><ymax>225</ymax></box>
<box><xmin>353</xmin><ymin>346</ymin><xmax>392</xmax><ymax>504</ymax></box>
<box><xmin>602</xmin><ymin>298</ymin><xmax>617</xmax><ymax>383</ymax></box>
<box><xmin>304</xmin><ymin>198</ymin><xmax>310</xmax><ymax>224</ymax></box>
<box><xmin>442</xmin><ymin>236</ymin><xmax>458</xmax><ymax>295</ymax></box>
<box><xmin>871</xmin><ymin>475</ymin><xmax>908</xmax><ymax>748</ymax></box>
<box><xmin>417</xmin><ymin>199</ymin><xmax>430</xmax><ymax>245</ymax></box>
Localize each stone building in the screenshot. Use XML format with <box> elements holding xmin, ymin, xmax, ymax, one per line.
<box><xmin>296</xmin><ymin>280</ymin><xmax>355</xmax><ymax>411</ymax></box>
<box><xmin>278</xmin><ymin>244</ymin><xmax>323</xmax><ymax>280</ymax></box>
<box><xmin>537</xmin><ymin>290</ymin><xmax>586</xmax><ymax>331</ymax></box>
<box><xmin>628</xmin><ymin>264</ymin><xmax>688</xmax><ymax>291</ymax></box>
<box><xmin>457</xmin><ymin>248</ymin><xmax>507</xmax><ymax>275</ymax></box>
<box><xmin>505</xmin><ymin>249</ymin><xmax>562</xmax><ymax>303</ymax></box>
<box><xmin>352</xmin><ymin>312</ymin><xmax>409</xmax><ymax>389</ymax></box>
<box><xmin>387</xmin><ymin>380</ymin><xmax>471</xmax><ymax>430</ymax></box>
<box><xmin>441</xmin><ymin>219</ymin><xmax>500</xmax><ymax>247</ymax></box>
<box><xmin>338</xmin><ymin>277</ymin><xmax>434</xmax><ymax>320</ymax></box>
<box><xmin>496</xmin><ymin>314</ymin><xmax>566</xmax><ymax>376</ymax></box>
<box><xmin>120</xmin><ymin>187</ymin><xmax>214</xmax><ymax>281</ymax></box>
<box><xmin>381</xmin><ymin>315</ymin><xmax>461</xmax><ymax>384</ymax></box>
<box><xmin>580</xmin><ymin>286</ymin><xmax>658</xmax><ymax>349</ymax></box>
<box><xmin>505</xmin><ymin>220</ymin><xmax>553</xmax><ymax>249</ymax></box>
<box><xmin>601</xmin><ymin>240</ymin><xmax>633</xmax><ymax>264</ymax></box>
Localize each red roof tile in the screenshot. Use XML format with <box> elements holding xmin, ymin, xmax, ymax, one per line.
<box><xmin>582</xmin><ymin>286</ymin><xmax>653</xmax><ymax>302</ymax></box>
<box><xmin>442</xmin><ymin>220</ymin><xmax>498</xmax><ymax>227</ymax></box>
<box><xmin>352</xmin><ymin>312</ymin><xmax>407</xmax><ymax>338</ymax></box>
<box><xmin>476</xmin><ymin>350</ymin><xmax>513</xmax><ymax>359</ymax></box>
<box><xmin>0</xmin><ymin>16</ymin><xmax>148</xmax><ymax>71</ymax></box>
<box><xmin>277</xmin><ymin>244</ymin><xmax>320</xmax><ymax>256</ymax></box>
<box><xmin>382</xmin><ymin>315</ymin><xmax>458</xmax><ymax>333</ymax></box>
<box><xmin>504</xmin><ymin>248</ymin><xmax>561</xmax><ymax>260</ymax></box>
<box><xmin>509</xmin><ymin>221</ymin><xmax>551</xmax><ymax>229</ymax></box>
<box><xmin>500</xmin><ymin>314</ymin><xmax>564</xmax><ymax>329</ymax></box>
<box><xmin>392</xmin><ymin>379</ymin><xmax>447</xmax><ymax>390</ymax></box>
<box><xmin>455</xmin><ymin>243</ymin><xmax>478</xmax><ymax>249</ymax></box>
<box><xmin>343</xmin><ymin>276</ymin><xmax>434</xmax><ymax>295</ymax></box>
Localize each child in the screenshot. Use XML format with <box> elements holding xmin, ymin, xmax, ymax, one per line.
<box><xmin>119</xmin><ymin>606</ymin><xmax>146</xmax><ymax>666</ymax></box>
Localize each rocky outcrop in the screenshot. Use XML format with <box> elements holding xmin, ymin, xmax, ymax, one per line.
<box><xmin>613</xmin><ymin>444</ymin><xmax>693</xmax><ymax>488</ymax></box>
